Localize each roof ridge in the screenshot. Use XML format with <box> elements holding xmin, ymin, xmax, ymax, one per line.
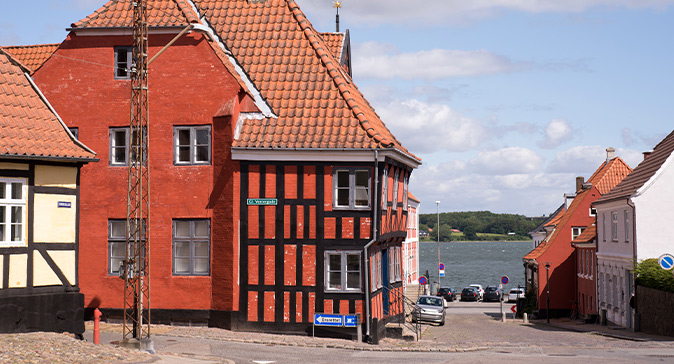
<box><xmin>0</xmin><ymin>47</ymin><xmax>31</xmax><ymax>74</ymax></box>
<box><xmin>71</xmin><ymin>0</ymin><xmax>117</xmax><ymax>28</ymax></box>
<box><xmin>286</xmin><ymin>0</ymin><xmax>394</xmax><ymax>148</ymax></box>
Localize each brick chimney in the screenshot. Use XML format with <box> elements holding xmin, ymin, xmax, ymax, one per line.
<box><xmin>576</xmin><ymin>176</ymin><xmax>585</xmax><ymax>192</ymax></box>
<box><xmin>606</xmin><ymin>147</ymin><xmax>615</xmax><ymax>162</ymax></box>
<box><xmin>643</xmin><ymin>150</ymin><xmax>653</xmax><ymax>160</ymax></box>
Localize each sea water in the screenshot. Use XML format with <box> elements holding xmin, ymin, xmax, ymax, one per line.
<box><xmin>419</xmin><ymin>241</ymin><xmax>533</xmax><ymax>292</ymax></box>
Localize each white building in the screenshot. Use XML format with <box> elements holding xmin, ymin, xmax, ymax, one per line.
<box><xmin>594</xmin><ymin>134</ymin><xmax>674</xmax><ymax>329</ymax></box>
<box><xmin>403</xmin><ymin>193</ymin><xmax>420</xmax><ymax>291</ymax></box>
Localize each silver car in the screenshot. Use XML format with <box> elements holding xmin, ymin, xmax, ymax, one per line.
<box><xmin>412</xmin><ymin>295</ymin><xmax>445</xmax><ymax>325</ymax></box>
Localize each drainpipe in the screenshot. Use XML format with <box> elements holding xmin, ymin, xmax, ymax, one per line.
<box><xmin>364</xmin><ymin>150</ymin><xmax>379</xmax><ymax>341</ymax></box>
<box><xmin>627</xmin><ymin>198</ymin><xmax>637</xmax><ymax>330</ymax></box>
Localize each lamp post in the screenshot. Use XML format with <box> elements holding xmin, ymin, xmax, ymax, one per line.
<box><xmin>545</xmin><ymin>262</ymin><xmax>551</xmax><ymax>324</ymax></box>
<box><xmin>436</xmin><ymin>201</ymin><xmax>440</xmax><ymax>288</ymax></box>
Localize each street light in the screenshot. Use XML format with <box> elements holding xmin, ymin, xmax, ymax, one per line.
<box><xmin>436</xmin><ymin>201</ymin><xmax>440</xmax><ymax>288</ymax></box>
<box><xmin>545</xmin><ymin>262</ymin><xmax>551</xmax><ymax>324</ymax></box>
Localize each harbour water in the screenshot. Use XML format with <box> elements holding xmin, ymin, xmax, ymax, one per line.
<box><xmin>419</xmin><ymin>241</ymin><xmax>533</xmax><ymax>292</ymax></box>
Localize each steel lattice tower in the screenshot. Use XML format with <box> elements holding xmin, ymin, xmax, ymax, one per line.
<box><xmin>123</xmin><ymin>0</ymin><xmax>151</xmax><ymax>345</ymax></box>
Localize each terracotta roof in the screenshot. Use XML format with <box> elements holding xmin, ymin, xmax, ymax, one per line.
<box><xmin>2</xmin><ymin>44</ymin><xmax>59</xmax><ymax>74</ymax></box>
<box><xmin>320</xmin><ymin>32</ymin><xmax>344</xmax><ymax>60</ymax></box>
<box><xmin>70</xmin><ymin>0</ymin><xmax>199</xmax><ymax>29</ymax></box>
<box><xmin>596</xmin><ymin>130</ymin><xmax>674</xmax><ymax>204</ymax></box>
<box><xmin>523</xmin><ymin>157</ymin><xmax>630</xmax><ymax>261</ymax></box>
<box><xmin>407</xmin><ymin>191</ymin><xmax>419</xmax><ymax>203</ymax></box>
<box><xmin>573</xmin><ymin>224</ymin><xmax>596</xmax><ymax>243</ymax></box>
<box><xmin>0</xmin><ymin>49</ymin><xmax>96</xmax><ymax>161</ymax></box>
<box><xmin>530</xmin><ymin>203</ymin><xmax>565</xmax><ymax>234</ymax></box>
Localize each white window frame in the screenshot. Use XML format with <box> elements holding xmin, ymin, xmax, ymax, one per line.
<box><xmin>602</xmin><ymin>213</ymin><xmax>606</xmax><ymax>242</ymax></box>
<box><xmin>174</xmin><ymin>125</ymin><xmax>212</xmax><ymax>165</ymax></box>
<box><xmin>388</xmin><ymin>247</ymin><xmax>401</xmax><ymax>283</ymax></box>
<box><xmin>333</xmin><ymin>168</ymin><xmax>371</xmax><ymax>210</ymax></box>
<box><xmin>571</xmin><ymin>226</ymin><xmax>585</xmax><ymax>240</ymax></box>
<box><xmin>108</xmin><ymin>220</ymin><xmax>126</xmax><ymax>276</ymax></box>
<box><xmin>114</xmin><ymin>46</ymin><xmax>132</xmax><ymax>79</ymax></box>
<box><xmin>324</xmin><ymin>250</ymin><xmax>362</xmax><ymax>293</ymax></box>
<box><xmin>402</xmin><ymin>174</ymin><xmax>409</xmax><ymax>211</ymax></box>
<box><xmin>589</xmin><ymin>207</ymin><xmax>596</xmax><ymax>217</ymax></box>
<box><xmin>173</xmin><ymin>219</ymin><xmax>211</xmax><ymax>276</ymax></box>
<box><xmin>0</xmin><ymin>178</ymin><xmax>27</xmax><ymax>247</ymax></box>
<box><xmin>611</xmin><ymin>211</ymin><xmax>618</xmax><ymax>241</ymax></box>
<box><xmin>624</xmin><ymin>210</ymin><xmax>629</xmax><ymax>242</ymax></box>
<box><xmin>381</xmin><ymin>168</ymin><xmax>388</xmax><ymax>210</ymax></box>
<box><xmin>109</xmin><ymin>127</ymin><xmax>129</xmax><ymax>166</ymax></box>
<box><xmin>391</xmin><ymin>169</ymin><xmax>399</xmax><ymax>211</ymax></box>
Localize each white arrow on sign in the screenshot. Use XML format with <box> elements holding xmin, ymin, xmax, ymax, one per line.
<box><xmin>317</xmin><ymin>316</ymin><xmax>342</xmax><ymax>324</ymax></box>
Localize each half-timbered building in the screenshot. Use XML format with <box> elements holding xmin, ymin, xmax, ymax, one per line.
<box><xmin>0</xmin><ymin>48</ymin><xmax>97</xmax><ymax>334</ymax></box>
<box><xmin>24</xmin><ymin>0</ymin><xmax>419</xmax><ymax>342</ymax></box>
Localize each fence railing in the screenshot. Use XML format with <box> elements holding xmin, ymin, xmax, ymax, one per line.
<box><xmin>380</xmin><ymin>285</ymin><xmax>421</xmax><ymax>341</ymax></box>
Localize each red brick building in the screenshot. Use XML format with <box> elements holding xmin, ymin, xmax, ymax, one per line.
<box><xmin>24</xmin><ymin>0</ymin><xmax>419</xmax><ymax>342</ymax></box>
<box><xmin>572</xmin><ymin>225</ymin><xmax>598</xmax><ymax>320</ymax></box>
<box><xmin>523</xmin><ymin>154</ymin><xmax>630</xmax><ymax>317</ymax></box>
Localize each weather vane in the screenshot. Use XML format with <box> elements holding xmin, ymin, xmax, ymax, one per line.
<box><xmin>333</xmin><ymin>1</ymin><xmax>342</xmax><ymax>32</ymax></box>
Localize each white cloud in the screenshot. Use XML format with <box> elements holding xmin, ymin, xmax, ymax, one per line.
<box><xmin>470</xmin><ymin>147</ymin><xmax>544</xmax><ymax>175</ymax></box>
<box><xmin>298</xmin><ymin>0</ymin><xmax>674</xmax><ymax>26</ymax></box>
<box><xmin>353</xmin><ymin>42</ymin><xmax>526</xmax><ymax>80</ymax></box>
<box><xmin>374</xmin><ymin>98</ymin><xmax>487</xmax><ymax>153</ymax></box>
<box><xmin>539</xmin><ymin>119</ymin><xmax>574</xmax><ymax>149</ymax></box>
<box><xmin>547</xmin><ymin>145</ymin><xmax>643</xmax><ymax>173</ymax></box>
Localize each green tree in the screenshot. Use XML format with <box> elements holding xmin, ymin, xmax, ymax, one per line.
<box><xmin>463</xmin><ymin>225</ymin><xmax>477</xmax><ymax>241</ymax></box>
<box><xmin>635</xmin><ymin>259</ymin><xmax>674</xmax><ymax>293</ymax></box>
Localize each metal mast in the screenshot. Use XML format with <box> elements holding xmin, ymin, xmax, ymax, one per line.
<box><xmin>123</xmin><ymin>0</ymin><xmax>151</xmax><ymax>346</ymax></box>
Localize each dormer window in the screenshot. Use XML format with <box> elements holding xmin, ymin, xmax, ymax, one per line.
<box><xmin>114</xmin><ymin>46</ymin><xmax>132</xmax><ymax>79</ymax></box>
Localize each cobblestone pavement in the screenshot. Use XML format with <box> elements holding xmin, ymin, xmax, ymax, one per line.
<box><xmin>1</xmin><ymin>315</ymin><xmax>672</xmax><ymax>363</ymax></box>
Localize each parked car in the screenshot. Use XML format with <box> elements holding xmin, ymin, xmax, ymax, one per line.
<box><xmin>412</xmin><ymin>295</ymin><xmax>445</xmax><ymax>325</ymax></box>
<box><xmin>483</xmin><ymin>285</ymin><xmax>501</xmax><ymax>302</ymax></box>
<box><xmin>507</xmin><ymin>288</ymin><xmax>526</xmax><ymax>302</ymax></box>
<box><xmin>469</xmin><ymin>284</ymin><xmax>484</xmax><ymax>300</ymax></box>
<box><xmin>436</xmin><ymin>287</ymin><xmax>457</xmax><ymax>303</ymax></box>
<box><xmin>460</xmin><ymin>287</ymin><xmax>480</xmax><ymax>302</ymax></box>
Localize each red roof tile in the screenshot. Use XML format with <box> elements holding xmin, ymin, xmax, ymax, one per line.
<box><xmin>573</xmin><ymin>224</ymin><xmax>596</xmax><ymax>243</ymax></box>
<box><xmin>70</xmin><ymin>0</ymin><xmax>199</xmax><ymax>29</ymax></box>
<box><xmin>320</xmin><ymin>32</ymin><xmax>344</xmax><ymax>60</ymax></box>
<box><xmin>0</xmin><ymin>49</ymin><xmax>96</xmax><ymax>161</ymax></box>
<box><xmin>585</xmin><ymin>157</ymin><xmax>632</xmax><ymax>195</ymax></box>
<box><xmin>2</xmin><ymin>44</ymin><xmax>59</xmax><ymax>74</ymax></box>
<box><xmin>596</xmin><ymin>130</ymin><xmax>674</xmax><ymax>204</ymax></box>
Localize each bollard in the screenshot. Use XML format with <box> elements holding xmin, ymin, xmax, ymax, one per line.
<box><xmin>523</xmin><ymin>313</ymin><xmax>529</xmax><ymax>324</ymax></box>
<box><xmin>501</xmin><ymin>312</ymin><xmax>506</xmax><ymax>322</ymax></box>
<box><xmin>94</xmin><ymin>308</ymin><xmax>102</xmax><ymax>345</ymax></box>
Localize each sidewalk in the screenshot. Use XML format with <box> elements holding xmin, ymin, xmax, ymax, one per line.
<box><xmin>537</xmin><ymin>317</ymin><xmax>673</xmax><ymax>342</ymax></box>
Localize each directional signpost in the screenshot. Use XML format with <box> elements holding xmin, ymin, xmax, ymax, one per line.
<box><xmin>439</xmin><ymin>263</ymin><xmax>445</xmax><ymax>278</ymax></box>
<box><xmin>313</xmin><ymin>313</ymin><xmax>361</xmax><ymax>342</ymax></box>
<box><xmin>500</xmin><ymin>276</ymin><xmax>509</xmax><ymax>315</ymax></box>
<box><xmin>659</xmin><ymin>254</ymin><xmax>674</xmax><ymax>270</ymax></box>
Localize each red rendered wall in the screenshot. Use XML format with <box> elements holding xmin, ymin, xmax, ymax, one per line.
<box><xmin>33</xmin><ymin>32</ymin><xmax>242</xmax><ymax>311</ymax></box>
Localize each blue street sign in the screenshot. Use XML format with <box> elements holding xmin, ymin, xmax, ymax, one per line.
<box><xmin>419</xmin><ymin>276</ymin><xmax>427</xmax><ymax>285</ymax></box>
<box><xmin>439</xmin><ymin>270</ymin><xmax>445</xmax><ymax>277</ymax></box>
<box><xmin>659</xmin><ymin>254</ymin><xmax>674</xmax><ymax>271</ymax></box>
<box><xmin>501</xmin><ymin>276</ymin><xmax>509</xmax><ymax>285</ymax></box>
<box><xmin>439</xmin><ymin>263</ymin><xmax>445</xmax><ymax>270</ymax></box>
<box><xmin>314</xmin><ymin>313</ymin><xmax>343</xmax><ymax>327</ymax></box>
<box><xmin>344</xmin><ymin>315</ymin><xmax>358</xmax><ymax>327</ymax></box>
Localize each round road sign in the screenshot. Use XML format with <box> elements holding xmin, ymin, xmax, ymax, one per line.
<box><xmin>419</xmin><ymin>276</ymin><xmax>427</xmax><ymax>285</ymax></box>
<box><xmin>439</xmin><ymin>263</ymin><xmax>445</xmax><ymax>270</ymax></box>
<box><xmin>659</xmin><ymin>254</ymin><xmax>674</xmax><ymax>270</ymax></box>
<box><xmin>501</xmin><ymin>276</ymin><xmax>509</xmax><ymax>285</ymax></box>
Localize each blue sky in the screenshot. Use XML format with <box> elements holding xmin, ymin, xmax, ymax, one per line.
<box><xmin>2</xmin><ymin>0</ymin><xmax>673</xmax><ymax>216</ymax></box>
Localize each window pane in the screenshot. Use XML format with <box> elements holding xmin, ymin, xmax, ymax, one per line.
<box><xmin>178</xmin><ymin>129</ymin><xmax>190</xmax><ymax>146</ymax></box>
<box><xmin>346</xmin><ymin>254</ymin><xmax>360</xmax><ymax>271</ymax></box>
<box><xmin>178</xmin><ymin>146</ymin><xmax>190</xmax><ymax>162</ymax></box>
<box><xmin>195</xmin><ymin>146</ymin><xmax>209</xmax><ymax>162</ymax></box>
<box><xmin>110</xmin><ymin>221</ymin><xmax>126</xmax><ymax>238</ymax></box>
<box><xmin>111</xmin><ymin>242</ymin><xmax>125</xmax><ymax>257</ymax></box>
<box><xmin>355</xmin><ymin>171</ymin><xmax>368</xmax><ymax>187</ymax></box>
<box><xmin>110</xmin><ymin>257</ymin><xmax>123</xmax><ymax>273</ymax></box>
<box><xmin>194</xmin><ymin>258</ymin><xmax>209</xmax><ymax>273</ymax></box>
<box><xmin>0</xmin><ymin>224</ymin><xmax>4</xmax><ymax>241</ymax></box>
<box><xmin>328</xmin><ymin>254</ymin><xmax>341</xmax><ymax>271</ymax></box>
<box><xmin>194</xmin><ymin>241</ymin><xmax>209</xmax><ymax>257</ymax></box>
<box><xmin>0</xmin><ymin>183</ymin><xmax>5</xmax><ymax>199</ymax></box>
<box><xmin>354</xmin><ymin>188</ymin><xmax>368</xmax><ymax>207</ymax></box>
<box><xmin>11</xmin><ymin>183</ymin><xmax>21</xmax><ymax>200</ymax></box>
<box><xmin>328</xmin><ymin>272</ymin><xmax>341</xmax><ymax>289</ymax></box>
<box><xmin>337</xmin><ymin>171</ymin><xmax>349</xmax><ymax>188</ymax></box>
<box><xmin>174</xmin><ymin>258</ymin><xmax>190</xmax><ymax>273</ymax></box>
<box><xmin>196</xmin><ymin>129</ymin><xmax>209</xmax><ymax>145</ymax></box>
<box><xmin>11</xmin><ymin>224</ymin><xmax>21</xmax><ymax>241</ymax></box>
<box><xmin>114</xmin><ymin>130</ymin><xmax>126</xmax><ymax>147</ymax></box>
<box><xmin>175</xmin><ymin>242</ymin><xmax>190</xmax><ymax>257</ymax></box>
<box><xmin>336</xmin><ymin>188</ymin><xmax>349</xmax><ymax>206</ymax></box>
<box><xmin>194</xmin><ymin>220</ymin><xmax>209</xmax><ymax>237</ymax></box>
<box><xmin>174</xmin><ymin>221</ymin><xmax>190</xmax><ymax>238</ymax></box>
<box><xmin>0</xmin><ymin>206</ymin><xmax>4</xmax><ymax>223</ymax></box>
<box><xmin>11</xmin><ymin>206</ymin><xmax>21</xmax><ymax>223</ymax></box>
<box><xmin>346</xmin><ymin>272</ymin><xmax>360</xmax><ymax>289</ymax></box>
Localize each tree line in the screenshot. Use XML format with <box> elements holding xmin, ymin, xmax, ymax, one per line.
<box><xmin>419</xmin><ymin>211</ymin><xmax>544</xmax><ymax>241</ymax></box>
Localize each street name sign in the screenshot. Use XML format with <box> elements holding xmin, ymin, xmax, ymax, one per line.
<box><xmin>247</xmin><ymin>198</ymin><xmax>278</xmax><ymax>206</ymax></box>
<box><xmin>314</xmin><ymin>313</ymin><xmax>343</xmax><ymax>327</ymax></box>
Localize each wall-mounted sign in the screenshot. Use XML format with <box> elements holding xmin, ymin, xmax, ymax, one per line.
<box><xmin>57</xmin><ymin>201</ymin><xmax>72</xmax><ymax>208</ymax></box>
<box><xmin>247</xmin><ymin>198</ymin><xmax>278</xmax><ymax>206</ymax></box>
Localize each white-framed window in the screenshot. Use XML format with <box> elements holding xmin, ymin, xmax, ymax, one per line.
<box><xmin>374</xmin><ymin>250</ymin><xmax>382</xmax><ymax>290</ymax></box>
<box><xmin>602</xmin><ymin>213</ymin><xmax>606</xmax><ymax>242</ymax></box>
<box><xmin>325</xmin><ymin>251</ymin><xmax>362</xmax><ymax>292</ymax></box>
<box><xmin>391</xmin><ymin>169</ymin><xmax>399</xmax><ymax>211</ymax></box>
<box><xmin>173</xmin><ymin>219</ymin><xmax>210</xmax><ymax>275</ymax></box>
<box><xmin>108</xmin><ymin>219</ymin><xmax>146</xmax><ymax>276</ymax></box>
<box><xmin>174</xmin><ymin>126</ymin><xmax>211</xmax><ymax>165</ymax></box>
<box><xmin>109</xmin><ymin>127</ymin><xmax>129</xmax><ymax>166</ymax></box>
<box><xmin>589</xmin><ymin>207</ymin><xmax>597</xmax><ymax>217</ymax></box>
<box><xmin>402</xmin><ymin>174</ymin><xmax>409</xmax><ymax>211</ymax></box>
<box><xmin>114</xmin><ymin>46</ymin><xmax>132</xmax><ymax>79</ymax></box>
<box><xmin>624</xmin><ymin>210</ymin><xmax>629</xmax><ymax>242</ymax></box>
<box><xmin>381</xmin><ymin>167</ymin><xmax>388</xmax><ymax>210</ymax></box>
<box><xmin>334</xmin><ymin>169</ymin><xmax>370</xmax><ymax>210</ymax></box>
<box><xmin>571</xmin><ymin>226</ymin><xmax>585</xmax><ymax>240</ymax></box>
<box><xmin>611</xmin><ymin>212</ymin><xmax>618</xmax><ymax>241</ymax></box>
<box><xmin>389</xmin><ymin>247</ymin><xmax>401</xmax><ymax>283</ymax></box>
<box><xmin>0</xmin><ymin>179</ymin><xmax>26</xmax><ymax>247</ymax></box>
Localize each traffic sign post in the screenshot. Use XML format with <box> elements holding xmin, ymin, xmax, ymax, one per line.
<box><xmin>499</xmin><ymin>276</ymin><xmax>509</xmax><ymax>316</ymax></box>
<box><xmin>313</xmin><ymin>313</ymin><xmax>361</xmax><ymax>342</ymax></box>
